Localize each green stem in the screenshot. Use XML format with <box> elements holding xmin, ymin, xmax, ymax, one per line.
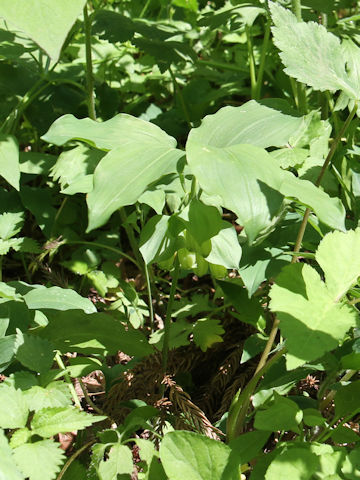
<box><xmin>144</xmin><ymin>262</ymin><xmax>155</xmax><ymax>332</ymax></box>
<box><xmin>169</xmin><ymin>66</ymin><xmax>192</xmax><ymax>128</ymax></box>
<box><xmin>227</xmin><ymin>347</ymin><xmax>285</xmax><ymax>441</ymax></box>
<box><xmin>64</xmin><ymin>241</ymin><xmax>141</xmax><ymax>269</ymax></box>
<box><xmin>78</xmin><ymin>378</ymin><xmax>107</xmax><ymax>416</ymax></box>
<box><xmin>292</xmin><ymin>102</ymin><xmax>358</xmax><ymax>261</ymax></box>
<box><xmin>56</xmin><ymin>440</ymin><xmax>95</xmax><ymax>480</ymax></box>
<box><xmin>254</xmin><ymin>19</ymin><xmax>271</xmax><ymax>100</ymax></box>
<box><xmin>83</xmin><ymin>2</ymin><xmax>96</xmax><ymax>120</ymax></box>
<box><xmin>140</xmin><ymin>0</ymin><xmax>152</xmax><ymax>18</ymax></box>
<box><xmin>245</xmin><ymin>25</ymin><xmax>257</xmax><ymax>99</ymax></box>
<box><xmin>119</xmin><ymin>208</ymin><xmax>144</xmax><ymax>270</ymax></box>
<box><xmin>291</xmin><ymin>0</ymin><xmax>302</xmax><ymax>21</ymax></box>
<box><xmin>320</xmin><ymin>369</ymin><xmax>357</xmax><ymax>411</ymax></box>
<box><xmin>162</xmin><ymin>256</ymin><xmax>180</xmax><ymax>377</ymax></box>
<box><xmin>55</xmin><ymin>352</ymin><xmax>82</xmax><ymax>409</ymax></box>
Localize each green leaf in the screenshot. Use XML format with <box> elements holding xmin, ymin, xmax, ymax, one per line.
<box><xmin>67</xmin><ymin>356</ymin><xmax>103</xmax><ymax>377</ymax></box>
<box><xmin>316</xmin><ymin>228</ymin><xmax>360</xmax><ymax>301</ymax></box>
<box><xmin>254</xmin><ymin>393</ymin><xmax>303</xmax><ymax>433</ymax></box>
<box><xmin>0</xmin><ymin>0</ymin><xmax>87</xmax><ymax>62</ymax></box>
<box><xmin>160</xmin><ymin>431</ymin><xmax>238</xmax><ymax>480</ymax></box>
<box><xmin>13</xmin><ymin>439</ymin><xmax>65</xmax><ymax>480</ymax></box>
<box><xmin>19</xmin><ymin>152</ymin><xmax>56</xmax><ymax>175</ymax></box>
<box><xmin>0</xmin><ymin>385</ymin><xmax>28</xmax><ymax>428</ymax></box>
<box><xmin>302</xmin><ymin>408</ymin><xmax>326</xmax><ymax>427</ymax></box>
<box><xmin>241</xmin><ymin>333</ymin><xmax>268</xmax><ymax>364</ymax></box>
<box><xmin>265</xmin><ymin>446</ymin><xmax>319</xmax><ymax>480</ymax></box>
<box><xmin>87</xmin><ymin>143</ymin><xmax>182</xmax><ymax>231</ymax></box>
<box><xmin>0</xmin><ymin>429</ymin><xmax>24</xmax><ymax>480</ymax></box>
<box><xmin>0</xmin><ymin>134</ymin><xmax>20</xmax><ymax>190</ymax></box>
<box><xmin>9</xmin><ymin>428</ymin><xmax>31</xmax><ymax>449</ymax></box>
<box><xmin>0</xmin><ymin>211</ymin><xmax>24</xmax><ymax>240</ymax></box>
<box><xmin>334</xmin><ymin>380</ymin><xmax>360</xmax><ymax>419</ymax></box>
<box><xmin>269</xmin><ymin>263</ymin><xmax>357</xmax><ymax>369</ymax></box>
<box><xmin>23</xmin><ymin>285</ymin><xmax>96</xmax><ymax>314</ymax></box>
<box><xmin>19</xmin><ymin>187</ymin><xmax>57</xmax><ymax>237</ymax></box>
<box><xmin>192</xmin><ymin>318</ymin><xmax>224</xmax><ymax>352</ymax></box>
<box><xmin>186</xmin><ymin>100</ymin><xmax>304</xmax><ymax>150</ymax></box>
<box><xmin>31</xmin><ymin>406</ymin><xmax>106</xmax><ymax>437</ymax></box>
<box><xmin>269</xmin><ymin>2</ymin><xmax>358</xmax><ymax>98</ymax></box>
<box><xmin>98</xmin><ymin>444</ymin><xmax>133</xmax><ymax>480</ymax></box>
<box><xmin>205</xmin><ymin>224</ymin><xmax>242</xmax><ymax>269</ymax></box>
<box><xmin>24</xmin><ymin>382</ymin><xmax>72</xmax><ymax>411</ymax></box>
<box><xmin>39</xmin><ymin>310</ymin><xmax>154</xmax><ymax>356</ymax></box>
<box><xmin>15</xmin><ymin>331</ymin><xmax>55</xmax><ymax>374</ymax></box>
<box><xmin>341</xmin><ymin>447</ymin><xmax>360</xmax><ymax>479</ymax></box>
<box><xmin>0</xmin><ymin>335</ymin><xmax>17</xmax><ymax>370</ymax></box>
<box><xmin>187</xmin><ymin>128</ymin><xmax>345</xmax><ymax>242</ymax></box>
<box><xmin>50</xmin><ymin>144</ymin><xmax>105</xmax><ymax>195</ymax></box>
<box><xmin>229</xmin><ymin>430</ymin><xmax>270</xmax><ymax>465</ymax></box>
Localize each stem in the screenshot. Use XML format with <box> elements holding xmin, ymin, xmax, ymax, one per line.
<box><xmin>162</xmin><ymin>256</ymin><xmax>180</xmax><ymax>376</ymax></box>
<box><xmin>245</xmin><ymin>25</ymin><xmax>257</xmax><ymax>99</ymax></box>
<box><xmin>83</xmin><ymin>2</ymin><xmax>96</xmax><ymax>120</ymax></box>
<box><xmin>65</xmin><ymin>241</ymin><xmax>141</xmax><ymax>269</ymax></box>
<box><xmin>254</xmin><ymin>19</ymin><xmax>271</xmax><ymax>100</ymax></box>
<box><xmin>56</xmin><ymin>440</ymin><xmax>95</xmax><ymax>480</ymax></box>
<box><xmin>292</xmin><ymin>102</ymin><xmax>358</xmax><ymax>261</ymax></box>
<box><xmin>291</xmin><ymin>0</ymin><xmax>302</xmax><ymax>21</ymax></box>
<box><xmin>78</xmin><ymin>378</ymin><xmax>106</xmax><ymax>416</ymax></box>
<box><xmin>254</xmin><ymin>316</ymin><xmax>280</xmax><ymax>374</ymax></box>
<box><xmin>55</xmin><ymin>352</ymin><xmax>82</xmax><ymax>409</ymax></box>
<box><xmin>169</xmin><ymin>67</ymin><xmax>192</xmax><ymax>128</ymax></box>
<box><xmin>119</xmin><ymin>208</ymin><xmax>144</xmax><ymax>270</ymax></box>
<box><xmin>320</xmin><ymin>369</ymin><xmax>357</xmax><ymax>411</ymax></box>
<box><xmin>144</xmin><ymin>262</ymin><xmax>155</xmax><ymax>332</ymax></box>
<box><xmin>139</xmin><ymin>0</ymin><xmax>152</xmax><ymax>18</ymax></box>
<box><xmin>227</xmin><ymin>347</ymin><xmax>285</xmax><ymax>441</ymax></box>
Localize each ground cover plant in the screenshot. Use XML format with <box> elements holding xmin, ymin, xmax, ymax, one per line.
<box><xmin>0</xmin><ymin>0</ymin><xmax>360</xmax><ymax>478</ymax></box>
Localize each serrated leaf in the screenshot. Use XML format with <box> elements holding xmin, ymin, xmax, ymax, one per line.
<box><xmin>192</xmin><ymin>318</ymin><xmax>224</xmax><ymax>352</ymax></box>
<box><xmin>31</xmin><ymin>406</ymin><xmax>106</xmax><ymax>437</ymax></box>
<box><xmin>270</xmin><ymin>2</ymin><xmax>358</xmax><ymax>98</ymax></box>
<box><xmin>0</xmin><ymin>211</ymin><xmax>24</xmax><ymax>239</ymax></box>
<box><xmin>0</xmin><ymin>429</ymin><xmax>24</xmax><ymax>480</ymax></box>
<box><xmin>316</xmin><ymin>228</ymin><xmax>360</xmax><ymax>301</ymax></box>
<box><xmin>24</xmin><ymin>382</ymin><xmax>72</xmax><ymax>411</ymax></box>
<box><xmin>270</xmin><ymin>263</ymin><xmax>357</xmax><ymax>369</ymax></box>
<box><xmin>0</xmin><ymin>134</ymin><xmax>20</xmax><ymax>190</ymax></box>
<box><xmin>13</xmin><ymin>439</ymin><xmax>65</xmax><ymax>480</ymax></box>
<box><xmin>15</xmin><ymin>331</ymin><xmax>55</xmax><ymax>374</ymax></box>
<box><xmin>98</xmin><ymin>444</ymin><xmax>133</xmax><ymax>480</ymax></box>
<box><xmin>9</xmin><ymin>428</ymin><xmax>31</xmax><ymax>449</ymax></box>
<box><xmin>23</xmin><ymin>285</ymin><xmax>96</xmax><ymax>314</ymax></box>
<box><xmin>0</xmin><ymin>0</ymin><xmax>87</xmax><ymax>62</ymax></box>
<box><xmin>0</xmin><ymin>385</ymin><xmax>28</xmax><ymax>428</ymax></box>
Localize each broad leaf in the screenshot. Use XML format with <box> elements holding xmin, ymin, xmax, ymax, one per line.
<box><xmin>254</xmin><ymin>393</ymin><xmax>303</xmax><ymax>433</ymax></box>
<box><xmin>187</xmin><ymin>139</ymin><xmax>345</xmax><ymax>242</ymax></box>
<box><xmin>39</xmin><ymin>310</ymin><xmax>154</xmax><ymax>356</ymax></box>
<box><xmin>270</xmin><ymin>2</ymin><xmax>358</xmax><ymax>98</ymax></box>
<box><xmin>0</xmin><ymin>385</ymin><xmax>28</xmax><ymax>429</ymax></box>
<box><xmin>0</xmin><ymin>0</ymin><xmax>87</xmax><ymax>62</ymax></box>
<box><xmin>15</xmin><ymin>331</ymin><xmax>54</xmax><ymax>374</ymax></box>
<box><xmin>265</xmin><ymin>446</ymin><xmax>319</xmax><ymax>480</ymax></box>
<box><xmin>98</xmin><ymin>444</ymin><xmax>133</xmax><ymax>480</ymax></box>
<box><xmin>23</xmin><ymin>285</ymin><xmax>96</xmax><ymax>314</ymax></box>
<box><xmin>31</xmin><ymin>406</ymin><xmax>106</xmax><ymax>437</ymax></box>
<box><xmin>160</xmin><ymin>431</ymin><xmax>238</xmax><ymax>480</ymax></box>
<box><xmin>316</xmin><ymin>228</ymin><xmax>360</xmax><ymax>301</ymax></box>
<box><xmin>205</xmin><ymin>224</ymin><xmax>242</xmax><ymax>269</ymax></box>
<box><xmin>13</xmin><ymin>439</ymin><xmax>65</xmax><ymax>480</ymax></box>
<box><xmin>0</xmin><ymin>335</ymin><xmax>17</xmax><ymax>371</ymax></box>
<box><xmin>0</xmin><ymin>211</ymin><xmax>24</xmax><ymax>240</ymax></box>
<box><xmin>0</xmin><ymin>134</ymin><xmax>20</xmax><ymax>190</ymax></box>
<box><xmin>334</xmin><ymin>380</ymin><xmax>360</xmax><ymax>419</ymax></box>
<box><xmin>229</xmin><ymin>430</ymin><xmax>270</xmax><ymax>465</ymax></box>
<box><xmin>270</xmin><ymin>263</ymin><xmax>357</xmax><ymax>369</ymax></box>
